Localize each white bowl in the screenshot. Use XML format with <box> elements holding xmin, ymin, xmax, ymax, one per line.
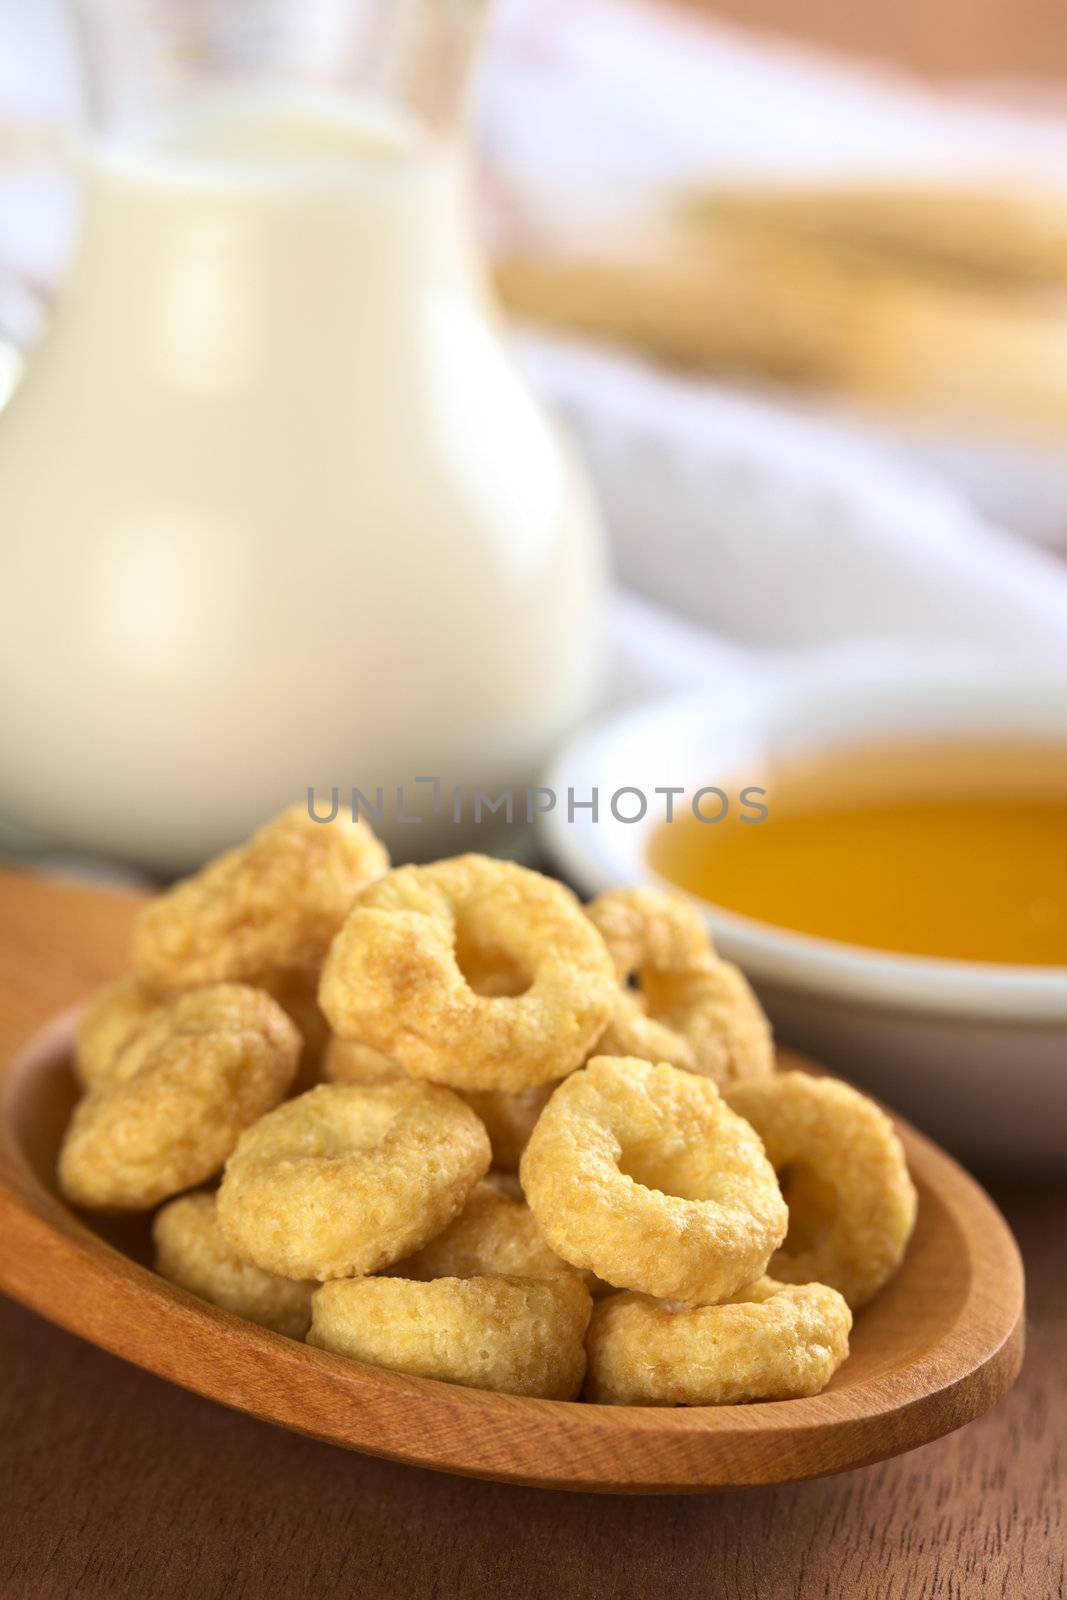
<box><xmin>541</xmin><ymin>658</ymin><xmax>1067</xmax><ymax>1175</ymax></box>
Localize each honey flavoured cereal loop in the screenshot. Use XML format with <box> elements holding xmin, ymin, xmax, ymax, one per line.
<box><xmin>388</xmin><ymin>1177</ymin><xmax>579</xmax><ymax>1283</ymax></box>
<box><xmin>58</xmin><ymin>985</ymin><xmax>301</xmax><ymax>1211</ymax></box>
<box><xmin>586</xmin><ymin>888</ymin><xmax>775</xmax><ymax>1085</ymax></box>
<box><xmin>153</xmin><ymin>1191</ymin><xmax>315</xmax><ymax>1339</ymax></box>
<box><xmin>323</xmin><ymin>1035</ymin><xmax>557</xmax><ymax>1171</ymax></box>
<box><xmin>75</xmin><ymin>976</ymin><xmax>162</xmax><ymax>1090</ymax></box>
<box><xmin>585</xmin><ymin>1278</ymin><xmax>852</xmax><ymax>1405</ymax></box>
<box><xmin>322</xmin><ymin>1035</ymin><xmax>404</xmax><ymax>1087</ymax></box>
<box><xmin>724</xmin><ymin>1071</ymin><xmax>917</xmax><ymax>1308</ymax></box>
<box><xmin>308</xmin><ymin>1273</ymin><xmax>592</xmax><ymax>1398</ymax></box>
<box><xmin>457</xmin><ymin>1083</ymin><xmax>558</xmax><ymax>1171</ymax></box>
<box><xmin>319</xmin><ymin>856</ymin><xmax>616</xmax><ymax>1091</ymax></box>
<box><xmin>216</xmin><ymin>1081</ymin><xmax>491</xmax><ymax>1281</ymax></box>
<box><xmin>79</xmin><ymin>969</ymin><xmax>331</xmax><ymax>1100</ymax></box>
<box><xmin>266</xmin><ymin>968</ymin><xmax>333</xmax><ymax>1092</ymax></box>
<box><xmin>132</xmin><ymin>803</ymin><xmax>389</xmax><ymax>993</ymax></box>
<box><xmin>519</xmin><ymin>1056</ymin><xmax>787</xmax><ymax>1303</ymax></box>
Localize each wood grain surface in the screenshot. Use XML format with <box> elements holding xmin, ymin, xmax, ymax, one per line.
<box><xmin>0</xmin><ymin>867</ymin><xmax>1062</xmax><ymax>1598</ymax></box>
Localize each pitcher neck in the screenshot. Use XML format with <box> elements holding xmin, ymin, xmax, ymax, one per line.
<box><xmin>75</xmin><ymin>0</ymin><xmax>491</xmax><ymax>144</ymax></box>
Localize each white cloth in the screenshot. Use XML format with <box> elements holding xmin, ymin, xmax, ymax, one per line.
<box><xmin>519</xmin><ymin>335</ymin><xmax>1067</xmax><ymax>695</ymax></box>
<box><xmin>480</xmin><ymin>0</ymin><xmax>1067</xmax><ymax>191</ymax></box>
<box><xmin>480</xmin><ymin>0</ymin><xmax>1067</xmax><ymax>560</ymax></box>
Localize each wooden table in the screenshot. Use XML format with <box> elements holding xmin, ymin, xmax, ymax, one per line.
<box><xmin>0</xmin><ymin>867</ymin><xmax>1062</xmax><ymax>1600</ymax></box>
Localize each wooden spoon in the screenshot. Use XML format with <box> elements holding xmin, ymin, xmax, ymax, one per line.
<box><xmin>0</xmin><ymin>1015</ymin><xmax>1024</xmax><ymax>1493</ymax></box>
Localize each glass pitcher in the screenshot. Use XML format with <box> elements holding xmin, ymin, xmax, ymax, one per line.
<box><xmin>0</xmin><ymin>0</ymin><xmax>606</xmax><ymax>871</ymax></box>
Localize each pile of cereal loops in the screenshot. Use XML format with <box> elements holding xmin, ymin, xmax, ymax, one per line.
<box><xmin>59</xmin><ymin>806</ymin><xmax>916</xmax><ymax>1405</ymax></box>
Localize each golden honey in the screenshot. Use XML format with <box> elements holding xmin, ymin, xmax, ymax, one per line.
<box><xmin>648</xmin><ymin>739</ymin><xmax>1067</xmax><ymax>966</ymax></box>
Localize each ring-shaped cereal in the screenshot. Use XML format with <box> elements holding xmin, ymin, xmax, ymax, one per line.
<box><xmin>724</xmin><ymin>1071</ymin><xmax>917</xmax><ymax>1308</ymax></box>
<box><xmin>267</xmin><ymin>968</ymin><xmax>332</xmax><ymax>1092</ymax></box>
<box><xmin>75</xmin><ymin>976</ymin><xmax>162</xmax><ymax>1090</ymax></box>
<box><xmin>586</xmin><ymin>888</ymin><xmax>775</xmax><ymax>1085</ymax></box>
<box><xmin>133</xmin><ymin>803</ymin><xmax>389</xmax><ymax>992</ymax></box>
<box><xmin>388</xmin><ymin>1177</ymin><xmax>579</xmax><ymax>1283</ymax></box>
<box><xmin>519</xmin><ymin>1056</ymin><xmax>787</xmax><ymax>1303</ymax></box>
<box><xmin>319</xmin><ymin>856</ymin><xmax>616</xmax><ymax>1091</ymax></box>
<box><xmin>585</xmin><ymin>1278</ymin><xmax>852</xmax><ymax>1405</ymax></box>
<box><xmin>77</xmin><ymin>971</ymin><xmax>329</xmax><ymax>1096</ymax></box>
<box><xmin>58</xmin><ymin>985</ymin><xmax>301</xmax><ymax>1211</ymax></box>
<box><xmin>216</xmin><ymin>1081</ymin><xmax>491</xmax><ymax>1281</ymax></box>
<box><xmin>308</xmin><ymin>1273</ymin><xmax>592</xmax><ymax>1398</ymax></box>
<box><xmin>323</xmin><ymin>1036</ymin><xmax>556</xmax><ymax>1171</ymax></box>
<box><xmin>153</xmin><ymin>1191</ymin><xmax>315</xmax><ymax>1339</ymax></box>
<box><xmin>321</xmin><ymin>1035</ymin><xmax>404</xmax><ymax>1087</ymax></box>
<box><xmin>458</xmin><ymin>1083</ymin><xmax>558</xmax><ymax>1170</ymax></box>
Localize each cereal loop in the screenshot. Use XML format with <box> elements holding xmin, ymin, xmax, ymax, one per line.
<box><xmin>75</xmin><ymin>976</ymin><xmax>161</xmax><ymax>1090</ymax></box>
<box><xmin>319</xmin><ymin>856</ymin><xmax>616</xmax><ymax>1091</ymax></box>
<box><xmin>216</xmin><ymin>1081</ymin><xmax>491</xmax><ymax>1281</ymax></box>
<box><xmin>322</xmin><ymin>1035</ymin><xmax>404</xmax><ymax>1087</ymax></box>
<box><xmin>323</xmin><ymin>1035</ymin><xmax>555</xmax><ymax>1171</ymax></box>
<box><xmin>388</xmin><ymin>1177</ymin><xmax>578</xmax><ymax>1283</ymax></box>
<box><xmin>725</xmin><ymin>1072</ymin><xmax>917</xmax><ymax>1308</ymax></box>
<box><xmin>458</xmin><ymin>1083</ymin><xmax>558</xmax><ymax>1171</ymax></box>
<box><xmin>585</xmin><ymin>1278</ymin><xmax>852</xmax><ymax>1405</ymax></box>
<box><xmin>309</xmin><ymin>1274</ymin><xmax>592</xmax><ymax>1398</ymax></box>
<box><xmin>133</xmin><ymin>803</ymin><xmax>389</xmax><ymax>991</ymax></box>
<box><xmin>59</xmin><ymin>985</ymin><xmax>300</xmax><ymax>1211</ymax></box>
<box><xmin>153</xmin><ymin>1191</ymin><xmax>315</xmax><ymax>1339</ymax></box>
<box><xmin>267</xmin><ymin>968</ymin><xmax>332</xmax><ymax>1092</ymax></box>
<box><xmin>586</xmin><ymin>888</ymin><xmax>775</xmax><ymax>1085</ymax></box>
<box><xmin>520</xmin><ymin>1056</ymin><xmax>788</xmax><ymax>1303</ymax></box>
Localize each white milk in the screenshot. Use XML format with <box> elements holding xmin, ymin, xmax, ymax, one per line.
<box><xmin>0</xmin><ymin>91</ymin><xmax>606</xmax><ymax>868</ymax></box>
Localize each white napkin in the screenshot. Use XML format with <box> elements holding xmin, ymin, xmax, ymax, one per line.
<box><xmin>520</xmin><ymin>335</ymin><xmax>1067</xmax><ymax>685</ymax></box>
<box><xmin>481</xmin><ymin>0</ymin><xmax>1067</xmax><ymax>560</ymax></box>
<box><xmin>481</xmin><ymin>0</ymin><xmax>1067</xmax><ymax>190</ymax></box>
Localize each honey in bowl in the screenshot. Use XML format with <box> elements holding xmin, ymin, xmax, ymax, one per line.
<box><xmin>648</xmin><ymin>738</ymin><xmax>1067</xmax><ymax>967</ymax></box>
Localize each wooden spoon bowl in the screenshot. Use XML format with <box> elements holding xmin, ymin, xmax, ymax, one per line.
<box><xmin>0</xmin><ymin>1019</ymin><xmax>1024</xmax><ymax>1494</ymax></box>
